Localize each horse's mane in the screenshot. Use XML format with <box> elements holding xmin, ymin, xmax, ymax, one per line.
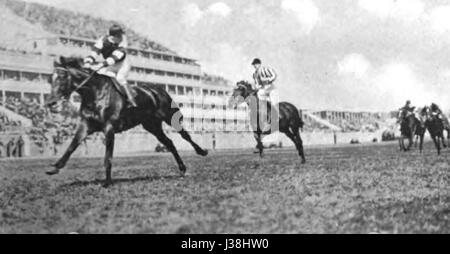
<box><xmin>57</xmin><ymin>56</ymin><xmax>84</xmax><ymax>69</ymax></box>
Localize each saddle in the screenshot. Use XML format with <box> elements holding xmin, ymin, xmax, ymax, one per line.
<box><xmin>109</xmin><ymin>78</ymin><xmax>137</xmax><ymax>99</ymax></box>
<box><xmin>256</xmin><ymin>99</ymin><xmax>279</xmax><ymax>134</ymax></box>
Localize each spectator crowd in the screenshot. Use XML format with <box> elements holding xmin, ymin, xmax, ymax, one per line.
<box><xmin>1</xmin><ymin>95</ymin><xmax>79</xmax><ymax>155</ymax></box>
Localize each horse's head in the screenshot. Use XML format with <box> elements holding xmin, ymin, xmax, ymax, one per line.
<box><xmin>417</xmin><ymin>106</ymin><xmax>429</xmax><ymax>123</ymax></box>
<box><xmin>46</xmin><ymin>56</ymin><xmax>88</xmax><ymax>113</ymax></box>
<box><xmin>228</xmin><ymin>81</ymin><xmax>254</xmax><ymax>108</ymax></box>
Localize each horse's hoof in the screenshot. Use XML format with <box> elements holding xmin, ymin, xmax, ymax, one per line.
<box><xmin>301</xmin><ymin>159</ymin><xmax>306</xmax><ymax>164</ymax></box>
<box><xmin>179</xmin><ymin>165</ymin><xmax>187</xmax><ymax>177</ymax></box>
<box><xmin>46</xmin><ymin>168</ymin><xmax>60</xmax><ymax>176</ymax></box>
<box><xmin>102</xmin><ymin>181</ymin><xmax>113</xmax><ymax>188</ymax></box>
<box><xmin>198</xmin><ymin>149</ymin><xmax>208</xmax><ymax>157</ymax></box>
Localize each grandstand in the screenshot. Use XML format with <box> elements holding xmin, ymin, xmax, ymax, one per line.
<box><xmin>0</xmin><ymin>0</ymin><xmax>254</xmax><ymax>154</ymax></box>
<box><xmin>310</xmin><ymin>110</ymin><xmax>391</xmax><ymax>133</ymax></box>
<box><xmin>0</xmin><ymin>0</ymin><xmax>394</xmax><ymax>156</ymax></box>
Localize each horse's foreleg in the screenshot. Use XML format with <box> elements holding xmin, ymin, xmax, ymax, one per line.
<box><xmin>103</xmin><ymin>123</ymin><xmax>115</xmax><ymax>187</ymax></box>
<box><xmin>447</xmin><ymin>129</ymin><xmax>450</xmax><ymax>145</ymax></box>
<box><xmin>407</xmin><ymin>134</ymin><xmax>414</xmax><ymax>151</ymax></box>
<box><xmin>47</xmin><ymin>122</ymin><xmax>89</xmax><ymax>175</ymax></box>
<box><xmin>441</xmin><ymin>132</ymin><xmax>447</xmax><ymax>148</ymax></box>
<box><xmin>419</xmin><ymin>134</ymin><xmax>424</xmax><ymax>153</ymax></box>
<box><xmin>254</xmin><ymin>132</ymin><xmax>264</xmax><ymax>158</ymax></box>
<box><xmin>431</xmin><ymin>135</ymin><xmax>441</xmax><ymax>155</ymax></box>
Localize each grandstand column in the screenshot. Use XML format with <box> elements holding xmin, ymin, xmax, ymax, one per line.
<box><xmin>40</xmin><ymin>93</ymin><xmax>45</xmax><ymax>107</ymax></box>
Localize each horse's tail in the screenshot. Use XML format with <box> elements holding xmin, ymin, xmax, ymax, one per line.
<box><xmin>298</xmin><ymin>113</ymin><xmax>305</xmax><ymax>130</ymax></box>
<box><xmin>293</xmin><ymin>108</ymin><xmax>304</xmax><ymax>130</ymax></box>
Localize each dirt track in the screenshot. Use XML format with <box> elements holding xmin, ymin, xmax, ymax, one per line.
<box><xmin>1</xmin><ymin>142</ymin><xmax>450</xmax><ymax>234</ymax></box>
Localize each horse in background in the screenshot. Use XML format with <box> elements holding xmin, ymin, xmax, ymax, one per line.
<box><xmin>398</xmin><ymin>107</ymin><xmax>421</xmax><ymax>152</ymax></box>
<box><xmin>46</xmin><ymin>56</ymin><xmax>208</xmax><ymax>187</ymax></box>
<box><xmin>414</xmin><ymin>107</ymin><xmax>427</xmax><ymax>153</ymax></box>
<box><xmin>422</xmin><ymin>105</ymin><xmax>447</xmax><ymax>155</ymax></box>
<box><xmin>229</xmin><ymin>81</ymin><xmax>306</xmax><ymax>163</ymax></box>
<box><xmin>430</xmin><ymin>103</ymin><xmax>450</xmax><ymax>147</ymax></box>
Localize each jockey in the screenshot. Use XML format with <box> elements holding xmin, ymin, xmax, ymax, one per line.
<box><xmin>252</xmin><ymin>58</ymin><xmax>278</xmax><ymax>104</ymax></box>
<box><xmin>398</xmin><ymin>100</ymin><xmax>416</xmax><ymax>124</ymax></box>
<box><xmin>83</xmin><ymin>24</ymin><xmax>137</xmax><ymax>107</ymax></box>
<box><xmin>430</xmin><ymin>103</ymin><xmax>450</xmax><ymax>127</ymax></box>
<box><xmin>430</xmin><ymin>103</ymin><xmax>443</xmax><ymax>117</ymax></box>
<box><xmin>399</xmin><ymin>100</ymin><xmax>415</xmax><ymax>113</ymax></box>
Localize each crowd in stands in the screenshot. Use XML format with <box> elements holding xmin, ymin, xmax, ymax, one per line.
<box><xmin>1</xmin><ymin>96</ymin><xmax>78</xmax><ymax>152</ymax></box>
<box><xmin>202</xmin><ymin>74</ymin><xmax>233</xmax><ymax>87</ymax></box>
<box><xmin>302</xmin><ymin>119</ymin><xmax>331</xmax><ymax>132</ymax></box>
<box><xmin>2</xmin><ymin>0</ymin><xmax>176</xmax><ymax>54</ymax></box>
<box><xmin>0</xmin><ymin>114</ymin><xmax>22</xmax><ymax>131</ymax></box>
<box><xmin>327</xmin><ymin>118</ymin><xmax>382</xmax><ymax>133</ymax></box>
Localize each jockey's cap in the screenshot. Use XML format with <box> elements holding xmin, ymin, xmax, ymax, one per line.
<box><xmin>109</xmin><ymin>24</ymin><xmax>125</xmax><ymax>37</ymax></box>
<box><xmin>252</xmin><ymin>58</ymin><xmax>262</xmax><ymax>65</ymax></box>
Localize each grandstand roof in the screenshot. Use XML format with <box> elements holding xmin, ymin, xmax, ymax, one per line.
<box><xmin>55</xmin><ymin>35</ymin><xmax>199</xmax><ymax>63</ymax></box>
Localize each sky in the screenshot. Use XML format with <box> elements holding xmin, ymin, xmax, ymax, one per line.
<box><xmin>20</xmin><ymin>0</ymin><xmax>450</xmax><ymax>111</ymax></box>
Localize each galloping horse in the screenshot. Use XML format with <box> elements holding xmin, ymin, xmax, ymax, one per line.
<box><xmin>398</xmin><ymin>108</ymin><xmax>421</xmax><ymax>152</ymax></box>
<box><xmin>430</xmin><ymin>103</ymin><xmax>450</xmax><ymax>146</ymax></box>
<box><xmin>422</xmin><ymin>106</ymin><xmax>447</xmax><ymax>155</ymax></box>
<box><xmin>229</xmin><ymin>81</ymin><xmax>306</xmax><ymax>163</ymax></box>
<box><xmin>46</xmin><ymin>56</ymin><xmax>208</xmax><ymax>187</ymax></box>
<box><xmin>415</xmin><ymin>107</ymin><xmax>427</xmax><ymax>153</ymax></box>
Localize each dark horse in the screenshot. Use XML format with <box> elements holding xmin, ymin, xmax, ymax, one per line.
<box><xmin>229</xmin><ymin>81</ymin><xmax>306</xmax><ymax>163</ymax></box>
<box><xmin>421</xmin><ymin>106</ymin><xmax>447</xmax><ymax>155</ymax></box>
<box><xmin>46</xmin><ymin>56</ymin><xmax>208</xmax><ymax>187</ymax></box>
<box><xmin>398</xmin><ymin>108</ymin><xmax>421</xmax><ymax>152</ymax></box>
<box><xmin>414</xmin><ymin>107</ymin><xmax>427</xmax><ymax>153</ymax></box>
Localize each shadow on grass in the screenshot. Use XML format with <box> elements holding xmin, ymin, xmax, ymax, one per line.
<box><xmin>59</xmin><ymin>175</ymin><xmax>182</xmax><ymax>189</ymax></box>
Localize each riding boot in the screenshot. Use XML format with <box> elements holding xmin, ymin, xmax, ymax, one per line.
<box><xmin>123</xmin><ymin>83</ymin><xmax>138</xmax><ymax>108</ymax></box>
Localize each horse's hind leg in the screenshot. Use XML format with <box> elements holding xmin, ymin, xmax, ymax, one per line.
<box><xmin>285</xmin><ymin>127</ymin><xmax>306</xmax><ymax>164</ymax></box>
<box><xmin>419</xmin><ymin>134</ymin><xmax>424</xmax><ymax>153</ymax></box>
<box><xmin>178</xmin><ymin>129</ymin><xmax>208</xmax><ymax>156</ymax></box>
<box><xmin>254</xmin><ymin>132</ymin><xmax>264</xmax><ymax>158</ymax></box>
<box><xmin>103</xmin><ymin>123</ymin><xmax>115</xmax><ymax>188</ymax></box>
<box><xmin>143</xmin><ymin>122</ymin><xmax>186</xmax><ymax>175</ymax></box>
<box><xmin>165</xmin><ymin>110</ymin><xmax>208</xmax><ymax>156</ymax></box>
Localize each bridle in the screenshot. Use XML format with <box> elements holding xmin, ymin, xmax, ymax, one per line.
<box><xmin>54</xmin><ymin>66</ymin><xmax>97</xmax><ymax>93</ymax></box>
<box><xmin>47</xmin><ymin>66</ymin><xmax>96</xmax><ymax>107</ymax></box>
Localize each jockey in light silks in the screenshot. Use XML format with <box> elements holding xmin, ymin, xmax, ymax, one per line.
<box><xmin>430</xmin><ymin>103</ymin><xmax>450</xmax><ymax>128</ymax></box>
<box><xmin>83</xmin><ymin>24</ymin><xmax>137</xmax><ymax>107</ymax></box>
<box><xmin>252</xmin><ymin>58</ymin><xmax>278</xmax><ymax>104</ymax></box>
<box><xmin>251</xmin><ymin>58</ymin><xmax>280</xmax><ymax>136</ymax></box>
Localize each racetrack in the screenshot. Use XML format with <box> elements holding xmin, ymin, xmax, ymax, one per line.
<box><xmin>1</xmin><ymin>142</ymin><xmax>450</xmax><ymax>234</ymax></box>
